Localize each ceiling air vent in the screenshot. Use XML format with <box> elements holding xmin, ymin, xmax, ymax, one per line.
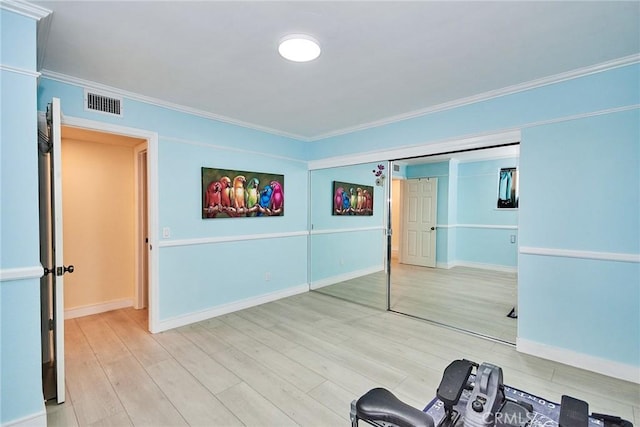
<box><xmin>84</xmin><ymin>89</ymin><xmax>123</xmax><ymax>117</ymax></box>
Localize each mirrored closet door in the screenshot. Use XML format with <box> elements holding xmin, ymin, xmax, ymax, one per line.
<box><xmin>388</xmin><ymin>145</ymin><xmax>519</xmax><ymax>344</ymax></box>
<box><xmin>308</xmin><ymin>162</ymin><xmax>389</xmax><ymax>310</ymax></box>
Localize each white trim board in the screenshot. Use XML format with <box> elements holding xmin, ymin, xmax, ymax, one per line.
<box><xmin>436</xmin><ymin>261</ymin><xmax>517</xmax><ymax>273</ymax></box>
<box><xmin>310</xmin><ymin>266</ymin><xmax>384</xmax><ymax>290</ymax></box>
<box><xmin>0</xmin><ymin>266</ymin><xmax>43</xmax><ymax>282</ymax></box>
<box><xmin>0</xmin><ymin>64</ymin><xmax>40</xmax><ymax>78</ymax></box>
<box><xmin>155</xmin><ymin>284</ymin><xmax>308</xmax><ymax>332</ymax></box>
<box><xmin>64</xmin><ymin>298</ymin><xmax>134</xmax><ymax>320</ymax></box>
<box><xmin>1</xmin><ymin>408</ymin><xmax>47</xmax><ymax>427</ymax></box>
<box><xmin>310</xmin><ymin>226</ymin><xmax>384</xmax><ymax>235</ymax></box>
<box><xmin>436</xmin><ymin>224</ymin><xmax>518</xmax><ymax>230</ymax></box>
<box><xmin>519</xmin><ymin>246</ymin><xmax>640</xmax><ymax>263</ymax></box>
<box><xmin>158</xmin><ymin>230</ymin><xmax>308</xmax><ymax>248</ymax></box>
<box><xmin>517</xmin><ymin>338</ymin><xmax>640</xmax><ymax>384</ymax></box>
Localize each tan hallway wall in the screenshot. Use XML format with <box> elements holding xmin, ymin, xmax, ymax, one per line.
<box><xmin>61</xmin><ymin>129</ymin><xmax>140</xmax><ymax>314</ymax></box>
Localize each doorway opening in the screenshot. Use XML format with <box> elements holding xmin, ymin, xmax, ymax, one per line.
<box><xmin>60</xmin><ymin>126</ymin><xmax>149</xmax><ymax>321</ymax></box>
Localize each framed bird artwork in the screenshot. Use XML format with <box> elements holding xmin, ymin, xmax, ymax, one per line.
<box><xmin>202</xmin><ymin>167</ymin><xmax>284</xmax><ymax>218</ymax></box>
<box><xmin>332</xmin><ymin>181</ymin><xmax>374</xmax><ymax>216</ymax></box>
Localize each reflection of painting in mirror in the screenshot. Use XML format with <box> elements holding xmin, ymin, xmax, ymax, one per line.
<box><xmin>202</xmin><ymin>167</ymin><xmax>284</xmax><ymax>218</ymax></box>
<box><xmin>332</xmin><ymin>181</ymin><xmax>374</xmax><ymax>216</ymax></box>
<box><xmin>497</xmin><ymin>167</ymin><xmax>518</xmax><ymax>208</ymax></box>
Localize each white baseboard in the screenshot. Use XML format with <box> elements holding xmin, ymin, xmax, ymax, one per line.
<box><xmin>65</xmin><ymin>298</ymin><xmax>134</xmax><ymax>319</ymax></box>
<box><xmin>445</xmin><ymin>261</ymin><xmax>517</xmax><ymax>273</ymax></box>
<box><xmin>517</xmin><ymin>337</ymin><xmax>640</xmax><ymax>384</ymax></box>
<box><xmin>2</xmin><ymin>408</ymin><xmax>46</xmax><ymax>427</ymax></box>
<box><xmin>155</xmin><ymin>284</ymin><xmax>309</xmax><ymax>332</ymax></box>
<box><xmin>309</xmin><ymin>266</ymin><xmax>385</xmax><ymax>290</ymax></box>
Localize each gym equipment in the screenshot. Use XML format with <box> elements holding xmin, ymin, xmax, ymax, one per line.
<box><xmin>350</xmin><ymin>359</ymin><xmax>633</xmax><ymax>427</ymax></box>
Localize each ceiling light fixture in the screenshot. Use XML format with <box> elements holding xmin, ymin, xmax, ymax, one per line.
<box><xmin>278</xmin><ymin>34</ymin><xmax>321</xmax><ymax>62</ymax></box>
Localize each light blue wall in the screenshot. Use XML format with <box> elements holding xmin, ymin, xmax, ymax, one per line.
<box><xmin>0</xmin><ymin>9</ymin><xmax>45</xmax><ymax>424</ymax></box>
<box><xmin>310</xmin><ymin>63</ymin><xmax>640</xmax><ymax>368</ymax></box>
<box><xmin>37</xmin><ymin>77</ymin><xmax>311</xmax><ymax>326</ymax></box>
<box><xmin>519</xmin><ymin>110</ymin><xmax>640</xmax><ymax>366</ymax></box>
<box><xmin>310</xmin><ymin>163</ymin><xmax>386</xmax><ymax>283</ymax></box>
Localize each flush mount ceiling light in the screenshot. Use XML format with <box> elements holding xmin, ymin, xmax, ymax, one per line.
<box><xmin>278</xmin><ymin>34</ymin><xmax>321</xmax><ymax>62</ymax></box>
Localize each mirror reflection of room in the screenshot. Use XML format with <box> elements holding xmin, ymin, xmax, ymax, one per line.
<box><xmin>391</xmin><ymin>145</ymin><xmax>519</xmax><ymax>343</ymax></box>
<box><xmin>309</xmin><ymin>146</ymin><xmax>520</xmax><ymax>344</ymax></box>
<box><xmin>309</xmin><ymin>163</ymin><xmax>388</xmax><ymax>310</ymax></box>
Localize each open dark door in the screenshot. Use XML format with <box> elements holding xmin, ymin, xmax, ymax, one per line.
<box><xmin>38</xmin><ymin>98</ymin><xmax>70</xmax><ymax>403</ymax></box>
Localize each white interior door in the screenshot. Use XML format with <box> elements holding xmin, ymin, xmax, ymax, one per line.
<box><xmin>400</xmin><ymin>177</ymin><xmax>438</xmax><ymax>268</ymax></box>
<box><xmin>38</xmin><ymin>97</ymin><xmax>67</xmax><ymax>403</ymax></box>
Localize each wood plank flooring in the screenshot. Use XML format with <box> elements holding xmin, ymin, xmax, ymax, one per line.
<box><xmin>314</xmin><ymin>262</ymin><xmax>518</xmax><ymax>343</ymax></box>
<box><xmin>46</xmin><ymin>291</ymin><xmax>639</xmax><ymax>426</ymax></box>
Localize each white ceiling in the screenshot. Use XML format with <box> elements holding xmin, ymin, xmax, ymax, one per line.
<box><xmin>33</xmin><ymin>1</ymin><xmax>640</xmax><ymax>141</ymax></box>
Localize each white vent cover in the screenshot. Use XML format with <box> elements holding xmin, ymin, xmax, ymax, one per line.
<box><xmin>84</xmin><ymin>89</ymin><xmax>123</xmax><ymax>116</ymax></box>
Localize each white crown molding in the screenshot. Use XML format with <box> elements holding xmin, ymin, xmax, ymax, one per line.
<box><xmin>519</xmin><ymin>246</ymin><xmax>640</xmax><ymax>263</ymax></box>
<box><xmin>310</xmin><ymin>226</ymin><xmax>384</xmax><ymax>235</ymax></box>
<box><xmin>0</xmin><ymin>0</ymin><xmax>51</xmax><ymax>20</ymax></box>
<box><xmin>517</xmin><ymin>337</ymin><xmax>640</xmax><ymax>384</ymax></box>
<box><xmin>0</xmin><ymin>265</ymin><xmax>43</xmax><ymax>282</ymax></box>
<box><xmin>309</xmin><ymin>54</ymin><xmax>640</xmax><ymax>141</ymax></box>
<box><xmin>157</xmin><ymin>230</ymin><xmax>308</xmax><ymax>248</ymax></box>
<box><xmin>39</xmin><ymin>69</ymin><xmax>309</xmax><ymax>142</ymax></box>
<box><xmin>154</xmin><ymin>283</ymin><xmax>308</xmax><ymax>333</ymax></box>
<box><xmin>0</xmin><ymin>64</ymin><xmax>40</xmax><ymax>77</ymax></box>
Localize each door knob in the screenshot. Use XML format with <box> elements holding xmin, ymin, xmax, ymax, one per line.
<box><xmin>430</xmin><ymin>227</ymin><xmax>435</xmax><ymax>231</ymax></box>
<box><xmin>56</xmin><ymin>265</ymin><xmax>75</xmax><ymax>276</ymax></box>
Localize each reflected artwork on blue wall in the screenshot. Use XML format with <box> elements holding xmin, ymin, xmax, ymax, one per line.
<box><xmin>332</xmin><ymin>181</ymin><xmax>374</xmax><ymax>216</ymax></box>
<box><xmin>497</xmin><ymin>167</ymin><xmax>519</xmax><ymax>209</ymax></box>
<box><xmin>202</xmin><ymin>167</ymin><xmax>284</xmax><ymax>218</ymax></box>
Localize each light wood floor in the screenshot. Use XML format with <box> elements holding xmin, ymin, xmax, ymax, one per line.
<box><xmin>47</xmin><ymin>292</ymin><xmax>639</xmax><ymax>426</ymax></box>
<box><xmin>314</xmin><ymin>263</ymin><xmax>518</xmax><ymax>343</ymax></box>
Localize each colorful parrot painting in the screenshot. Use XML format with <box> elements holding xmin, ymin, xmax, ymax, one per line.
<box><xmin>334</xmin><ymin>187</ymin><xmax>343</xmax><ymax>214</ymax></box>
<box><xmin>245</xmin><ymin>177</ymin><xmax>260</xmax><ymax>216</ymax></box>
<box><xmin>270</xmin><ymin>180</ymin><xmax>284</xmax><ymax>213</ymax></box>
<box><xmin>201</xmin><ymin>167</ymin><xmax>284</xmax><ymax>218</ymax></box>
<box><xmin>331</xmin><ymin>180</ymin><xmax>374</xmax><ymax>216</ymax></box>
<box><xmin>219</xmin><ymin>176</ymin><xmax>233</xmax><ymax>208</ymax></box>
<box><xmin>232</xmin><ymin>175</ymin><xmax>246</xmax><ymax>211</ymax></box>
<box><xmin>342</xmin><ymin>189</ymin><xmax>350</xmax><ymax>212</ymax></box>
<box><xmin>204</xmin><ymin>180</ymin><xmax>222</xmax><ymax>217</ymax></box>
<box><xmin>258</xmin><ymin>185</ymin><xmax>273</xmax><ymax>216</ymax></box>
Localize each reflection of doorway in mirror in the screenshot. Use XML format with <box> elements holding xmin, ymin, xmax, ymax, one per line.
<box><xmin>497</xmin><ymin>167</ymin><xmax>518</xmax><ymax>208</ymax></box>
<box><xmin>400</xmin><ymin>177</ymin><xmax>437</xmax><ymax>268</ymax></box>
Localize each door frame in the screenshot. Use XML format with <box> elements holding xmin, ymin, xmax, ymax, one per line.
<box><xmin>59</xmin><ymin>114</ymin><xmax>160</xmax><ymax>332</ymax></box>
<box><xmin>133</xmin><ymin>143</ymin><xmax>149</xmax><ymax>310</ymax></box>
